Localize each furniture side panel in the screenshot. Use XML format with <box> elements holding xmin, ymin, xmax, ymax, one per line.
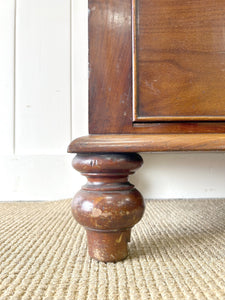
<box><xmin>89</xmin><ymin>0</ymin><xmax>133</xmax><ymax>133</ymax></box>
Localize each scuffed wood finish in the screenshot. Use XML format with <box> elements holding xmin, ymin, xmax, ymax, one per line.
<box><xmin>68</xmin><ymin>134</ymin><xmax>225</xmax><ymax>153</ymax></box>
<box><xmin>69</xmin><ymin>0</ymin><xmax>225</xmax><ymax>263</ymax></box>
<box><xmin>71</xmin><ymin>153</ymin><xmax>145</xmax><ymax>262</ymax></box>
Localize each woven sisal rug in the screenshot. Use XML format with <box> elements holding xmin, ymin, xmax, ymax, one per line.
<box><xmin>0</xmin><ymin>199</ymin><xmax>225</xmax><ymax>300</ymax></box>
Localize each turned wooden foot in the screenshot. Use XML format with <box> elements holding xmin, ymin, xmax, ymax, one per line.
<box><xmin>71</xmin><ymin>153</ymin><xmax>145</xmax><ymax>262</ymax></box>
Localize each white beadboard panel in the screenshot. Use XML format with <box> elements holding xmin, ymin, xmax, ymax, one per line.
<box><xmin>0</xmin><ymin>0</ymin><xmax>15</xmax><ymax>154</ymax></box>
<box><xmin>71</xmin><ymin>0</ymin><xmax>88</xmax><ymax>139</ymax></box>
<box><xmin>15</xmin><ymin>0</ymin><xmax>71</xmax><ymax>155</ymax></box>
<box><xmin>0</xmin><ymin>155</ymin><xmax>85</xmax><ymax>201</ymax></box>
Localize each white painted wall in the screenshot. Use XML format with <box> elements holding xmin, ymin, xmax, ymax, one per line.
<box><xmin>0</xmin><ymin>0</ymin><xmax>87</xmax><ymax>201</ymax></box>
<box><xmin>0</xmin><ymin>0</ymin><xmax>225</xmax><ymax>201</ymax></box>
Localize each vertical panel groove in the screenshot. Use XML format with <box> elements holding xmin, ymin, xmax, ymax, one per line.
<box><xmin>0</xmin><ymin>0</ymin><xmax>15</xmax><ymax>154</ymax></box>
<box><xmin>13</xmin><ymin>0</ymin><xmax>17</xmax><ymax>154</ymax></box>
<box><xmin>70</xmin><ymin>0</ymin><xmax>73</xmax><ymax>141</ymax></box>
<box><xmin>71</xmin><ymin>0</ymin><xmax>88</xmax><ymax>139</ymax></box>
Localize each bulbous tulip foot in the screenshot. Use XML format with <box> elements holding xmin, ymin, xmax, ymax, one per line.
<box><xmin>71</xmin><ymin>153</ymin><xmax>145</xmax><ymax>262</ymax></box>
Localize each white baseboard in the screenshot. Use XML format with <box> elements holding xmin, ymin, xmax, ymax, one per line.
<box><xmin>1</xmin><ymin>152</ymin><xmax>225</xmax><ymax>201</ymax></box>
<box><xmin>131</xmin><ymin>152</ymin><xmax>225</xmax><ymax>199</ymax></box>
<box><xmin>0</xmin><ymin>154</ymin><xmax>85</xmax><ymax>201</ymax></box>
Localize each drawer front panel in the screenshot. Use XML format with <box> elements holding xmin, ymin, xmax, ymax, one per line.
<box><xmin>133</xmin><ymin>0</ymin><xmax>225</xmax><ymax>122</ymax></box>
<box><xmin>88</xmin><ymin>0</ymin><xmax>225</xmax><ymax>134</ymax></box>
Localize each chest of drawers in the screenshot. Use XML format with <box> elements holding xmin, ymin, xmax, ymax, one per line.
<box><xmin>68</xmin><ymin>0</ymin><xmax>225</xmax><ymax>262</ymax></box>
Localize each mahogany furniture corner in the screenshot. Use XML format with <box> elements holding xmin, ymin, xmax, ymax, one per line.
<box><xmin>68</xmin><ymin>0</ymin><xmax>225</xmax><ymax>262</ymax></box>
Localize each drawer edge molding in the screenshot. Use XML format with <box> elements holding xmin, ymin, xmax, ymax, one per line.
<box><xmin>68</xmin><ymin>134</ymin><xmax>225</xmax><ymax>153</ymax></box>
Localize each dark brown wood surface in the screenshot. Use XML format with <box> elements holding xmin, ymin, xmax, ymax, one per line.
<box><xmin>89</xmin><ymin>0</ymin><xmax>225</xmax><ymax>134</ymax></box>
<box><xmin>71</xmin><ymin>153</ymin><xmax>144</xmax><ymax>262</ymax></box>
<box><xmin>68</xmin><ymin>134</ymin><xmax>225</xmax><ymax>153</ymax></box>
<box><xmin>70</xmin><ymin>0</ymin><xmax>225</xmax><ymax>263</ymax></box>
<box><xmin>89</xmin><ymin>0</ymin><xmax>132</xmax><ymax>133</ymax></box>
<box><xmin>134</xmin><ymin>0</ymin><xmax>225</xmax><ymax>122</ymax></box>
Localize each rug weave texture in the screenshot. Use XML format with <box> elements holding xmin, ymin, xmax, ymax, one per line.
<box><xmin>0</xmin><ymin>199</ymin><xmax>225</xmax><ymax>300</ymax></box>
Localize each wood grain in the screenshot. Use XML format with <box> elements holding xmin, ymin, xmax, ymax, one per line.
<box><xmin>71</xmin><ymin>153</ymin><xmax>144</xmax><ymax>262</ymax></box>
<box><xmin>134</xmin><ymin>0</ymin><xmax>225</xmax><ymax>121</ymax></box>
<box><xmin>89</xmin><ymin>0</ymin><xmax>225</xmax><ymax>134</ymax></box>
<box><xmin>71</xmin><ymin>0</ymin><xmax>225</xmax><ymax>263</ymax></box>
<box><xmin>89</xmin><ymin>0</ymin><xmax>132</xmax><ymax>133</ymax></box>
<box><xmin>68</xmin><ymin>134</ymin><xmax>225</xmax><ymax>153</ymax></box>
